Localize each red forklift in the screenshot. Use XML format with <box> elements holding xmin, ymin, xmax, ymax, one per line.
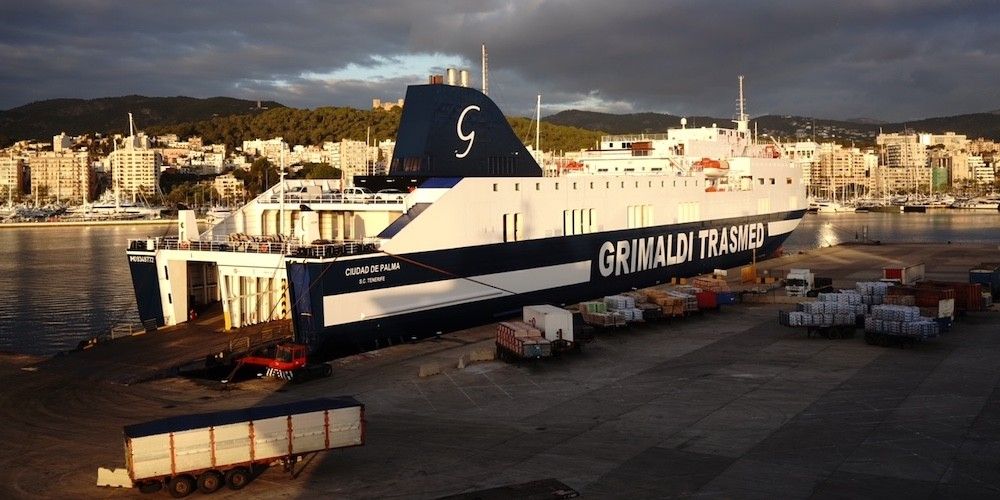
<box><xmin>226</xmin><ymin>343</ymin><xmax>332</xmax><ymax>383</ymax></box>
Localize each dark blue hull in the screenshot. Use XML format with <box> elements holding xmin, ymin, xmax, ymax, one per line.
<box><xmin>287</xmin><ymin>210</ymin><xmax>805</xmax><ymax>357</ymax></box>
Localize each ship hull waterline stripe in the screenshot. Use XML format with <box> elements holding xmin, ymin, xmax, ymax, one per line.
<box><xmin>767</xmin><ymin>218</ymin><xmax>801</xmax><ymax>236</ymax></box>
<box><xmin>324</xmin><ymin>261</ymin><xmax>592</xmax><ymax>324</ymax></box>
<box><xmin>301</xmin><ymin>228</ymin><xmax>794</xmax><ymax>355</ymax></box>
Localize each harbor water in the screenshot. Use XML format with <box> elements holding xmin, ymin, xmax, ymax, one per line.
<box><xmin>0</xmin><ymin>224</ymin><xmax>177</xmax><ymax>356</ymax></box>
<box><xmin>1</xmin><ymin>211</ymin><xmax>998</xmax><ymax>356</ymax></box>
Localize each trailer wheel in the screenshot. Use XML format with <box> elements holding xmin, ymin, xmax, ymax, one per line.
<box><xmin>323</xmin><ymin>364</ymin><xmax>333</xmax><ymax>377</ymax></box>
<box><xmin>137</xmin><ymin>480</ymin><xmax>162</xmax><ymax>494</ymax></box>
<box><xmin>197</xmin><ymin>471</ymin><xmax>223</xmax><ymax>493</ymax></box>
<box><xmin>225</xmin><ymin>467</ymin><xmax>250</xmax><ymax>490</ymax></box>
<box><xmin>167</xmin><ymin>475</ymin><xmax>195</xmax><ymax>498</ymax></box>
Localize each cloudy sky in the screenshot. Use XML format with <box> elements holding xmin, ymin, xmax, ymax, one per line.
<box><xmin>1</xmin><ymin>0</ymin><xmax>997</xmax><ymax>121</ymax></box>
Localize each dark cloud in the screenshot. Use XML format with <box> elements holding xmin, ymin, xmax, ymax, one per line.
<box><xmin>0</xmin><ymin>0</ymin><xmax>997</xmax><ymax>121</ymax></box>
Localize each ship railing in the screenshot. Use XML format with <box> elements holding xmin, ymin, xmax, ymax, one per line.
<box><xmin>109</xmin><ymin>323</ymin><xmax>145</xmax><ymax>340</ymax></box>
<box><xmin>128</xmin><ymin>236</ymin><xmax>304</xmax><ymax>255</ymax></box>
<box><xmin>228</xmin><ymin>322</ymin><xmax>292</xmax><ymax>356</ymax></box>
<box><xmin>129</xmin><ymin>236</ymin><xmax>383</xmax><ymax>258</ymax></box>
<box><xmin>600</xmin><ymin>133</ymin><xmax>670</xmax><ymax>142</ymax></box>
<box><xmin>260</xmin><ymin>193</ymin><xmax>406</xmax><ymax>206</ymax></box>
<box><xmin>293</xmin><ymin>239</ymin><xmax>382</xmax><ymax>259</ymax></box>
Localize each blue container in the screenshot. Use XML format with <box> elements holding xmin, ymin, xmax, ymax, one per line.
<box><xmin>716</xmin><ymin>291</ymin><xmax>738</xmax><ymax>305</ymax></box>
<box><xmin>969</xmin><ymin>266</ymin><xmax>1000</xmax><ymax>298</ymax></box>
<box><xmin>933</xmin><ymin>317</ymin><xmax>952</xmax><ymax>334</ymax></box>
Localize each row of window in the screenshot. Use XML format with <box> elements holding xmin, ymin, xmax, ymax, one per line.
<box><xmin>504</xmin><ymin>202</ymin><xmax>710</xmax><ymax>241</ymax></box>
<box><xmin>491</xmin><ymin>177</ymin><xmax>794</xmax><ymax>193</ymax></box>
<box><xmin>493</xmin><ymin>179</ymin><xmax>704</xmax><ymax>192</ymax></box>
<box><xmin>627</xmin><ymin>205</ymin><xmax>654</xmax><ymax>229</ymax></box>
<box><xmin>502</xmin><ymin>213</ymin><xmax>524</xmax><ymax>242</ymax></box>
<box><xmin>563</xmin><ymin>209</ymin><xmax>597</xmax><ymax>236</ymax></box>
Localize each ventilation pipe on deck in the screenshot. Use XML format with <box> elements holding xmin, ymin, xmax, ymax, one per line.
<box><xmin>178</xmin><ymin>210</ymin><xmax>199</xmax><ymax>242</ymax></box>
<box><xmin>298</xmin><ymin>211</ymin><xmax>321</xmax><ymax>243</ymax></box>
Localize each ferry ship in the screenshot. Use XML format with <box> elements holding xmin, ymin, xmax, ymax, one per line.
<box><xmin>126</xmin><ymin>77</ymin><xmax>807</xmax><ymax>356</ymax></box>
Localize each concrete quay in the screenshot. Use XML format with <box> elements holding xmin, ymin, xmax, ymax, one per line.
<box><xmin>2</xmin><ymin>242</ymin><xmax>1000</xmax><ymax>499</ymax></box>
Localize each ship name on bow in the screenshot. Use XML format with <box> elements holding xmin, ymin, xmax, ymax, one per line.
<box><xmin>598</xmin><ymin>222</ymin><xmax>766</xmax><ymax>277</ymax></box>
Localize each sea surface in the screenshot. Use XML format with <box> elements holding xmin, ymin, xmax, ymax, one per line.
<box><xmin>0</xmin><ymin>224</ymin><xmax>176</xmax><ymax>356</ymax></box>
<box><xmin>1</xmin><ymin>211</ymin><xmax>998</xmax><ymax>356</ymax></box>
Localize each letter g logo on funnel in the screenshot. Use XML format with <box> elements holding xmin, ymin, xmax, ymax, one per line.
<box><xmin>456</xmin><ymin>105</ymin><xmax>480</xmax><ymax>158</ymax></box>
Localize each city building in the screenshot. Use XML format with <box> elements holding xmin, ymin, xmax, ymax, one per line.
<box><xmin>109</xmin><ymin>138</ymin><xmax>160</xmax><ymax>201</ymax></box>
<box><xmin>811</xmin><ymin>143</ymin><xmax>876</xmax><ymax>199</ymax></box>
<box><xmin>783</xmin><ymin>141</ymin><xmax>820</xmax><ymax>193</ymax></box>
<box><xmin>376</xmin><ymin>139</ymin><xmax>395</xmax><ymax>174</ymax></box>
<box><xmin>212</xmin><ymin>173</ymin><xmax>245</xmax><ymax>204</ymax></box>
<box><xmin>242</xmin><ymin>137</ymin><xmax>289</xmax><ymax>164</ymax></box>
<box><xmin>919</xmin><ymin>132</ymin><xmax>967</xmax><ymax>152</ymax></box>
<box><xmin>871</xmin><ymin>164</ymin><xmax>933</xmax><ymax>195</ymax></box>
<box><xmin>968</xmin><ymin>139</ymin><xmax>999</xmax><ymax>156</ymax></box>
<box><xmin>52</xmin><ymin>133</ymin><xmax>73</xmax><ymax>153</ymax></box>
<box><xmin>28</xmin><ymin>150</ymin><xmax>92</xmax><ymax>202</ymax></box>
<box><xmin>325</xmin><ymin>139</ymin><xmax>370</xmax><ymax>183</ymax></box>
<box><xmin>877</xmin><ymin>132</ymin><xmax>927</xmax><ymax>169</ymax></box>
<box><xmin>189</xmin><ymin>151</ymin><xmax>226</xmax><ymax>175</ymax></box>
<box><xmin>372</xmin><ymin>98</ymin><xmax>404</xmax><ymax>111</ymax></box>
<box><xmin>0</xmin><ymin>155</ymin><xmax>25</xmax><ymax>200</ymax></box>
<box><xmin>155</xmin><ymin>134</ymin><xmax>179</xmax><ymax>146</ymax></box>
<box><xmin>969</xmin><ymin>155</ymin><xmax>994</xmax><ymax>185</ymax></box>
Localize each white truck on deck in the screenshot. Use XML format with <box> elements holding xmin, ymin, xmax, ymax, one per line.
<box><xmin>98</xmin><ymin>397</ymin><xmax>364</xmax><ymax>497</ymax></box>
<box><xmin>785</xmin><ymin>269</ymin><xmax>815</xmax><ymax>297</ymax></box>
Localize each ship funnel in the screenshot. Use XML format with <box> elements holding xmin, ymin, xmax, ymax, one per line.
<box><xmin>446</xmin><ymin>68</ymin><xmax>457</xmax><ymax>86</ymax></box>
<box><xmin>459</xmin><ymin>69</ymin><xmax>469</xmax><ymax>87</ymax></box>
<box><xmin>390</xmin><ymin>84</ymin><xmax>542</xmax><ymax>177</ymax></box>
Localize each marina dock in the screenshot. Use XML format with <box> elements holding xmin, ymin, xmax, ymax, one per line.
<box><xmin>2</xmin><ymin>242</ymin><xmax>1000</xmax><ymax>498</ymax></box>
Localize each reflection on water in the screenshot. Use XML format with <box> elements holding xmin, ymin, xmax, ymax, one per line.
<box><xmin>0</xmin><ymin>224</ymin><xmax>176</xmax><ymax>356</ymax></box>
<box><xmin>0</xmin><ymin>212</ymin><xmax>998</xmax><ymax>356</ymax></box>
<box><xmin>783</xmin><ymin>211</ymin><xmax>1000</xmax><ymax>253</ymax></box>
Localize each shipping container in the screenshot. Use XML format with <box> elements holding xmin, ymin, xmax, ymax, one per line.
<box><xmin>695</xmin><ymin>291</ymin><xmax>718</xmax><ymax>310</ymax></box>
<box><xmin>523</xmin><ymin>305</ymin><xmax>575</xmax><ymax>342</ymax></box>
<box><xmin>496</xmin><ymin>322</ymin><xmax>552</xmax><ymax>359</ymax></box>
<box><xmin>100</xmin><ymin>397</ymin><xmax>364</xmax><ymax>496</ymax></box>
<box><xmin>716</xmin><ymin>291</ymin><xmax>738</xmax><ymax>305</ymax></box>
<box><xmin>970</xmin><ymin>264</ymin><xmax>1000</xmax><ymax>298</ymax></box>
<box><xmin>882</xmin><ymin>263</ymin><xmax>925</xmax><ymax>285</ymax></box>
<box><xmin>921</xmin><ymin>281</ymin><xmax>984</xmax><ymax>313</ymax></box>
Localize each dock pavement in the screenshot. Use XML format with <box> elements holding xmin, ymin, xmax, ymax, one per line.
<box><xmin>1</xmin><ymin>242</ymin><xmax>999</xmax><ymax>499</ymax></box>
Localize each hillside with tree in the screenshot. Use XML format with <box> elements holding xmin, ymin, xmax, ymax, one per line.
<box><xmin>149</xmin><ymin>107</ymin><xmax>604</xmax><ymax>154</ymax></box>
<box><xmin>544</xmin><ymin>109</ymin><xmax>1000</xmax><ymax>144</ymax></box>
<box><xmin>0</xmin><ymin>95</ymin><xmax>283</xmax><ymax>146</ymax></box>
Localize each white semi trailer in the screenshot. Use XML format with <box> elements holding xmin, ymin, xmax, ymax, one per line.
<box><xmin>98</xmin><ymin>397</ymin><xmax>365</xmax><ymax>497</ymax></box>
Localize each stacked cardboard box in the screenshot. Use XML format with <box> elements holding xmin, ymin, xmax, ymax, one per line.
<box><xmin>496</xmin><ymin>321</ymin><xmax>551</xmax><ymax>358</ymax></box>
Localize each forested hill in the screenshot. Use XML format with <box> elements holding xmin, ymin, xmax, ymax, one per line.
<box><xmin>545</xmin><ymin>109</ymin><xmax>1000</xmax><ymax>143</ymax></box>
<box><xmin>148</xmin><ymin>107</ymin><xmax>605</xmax><ymax>154</ymax></box>
<box><xmin>0</xmin><ymin>96</ymin><xmax>283</xmax><ymax>146</ymax></box>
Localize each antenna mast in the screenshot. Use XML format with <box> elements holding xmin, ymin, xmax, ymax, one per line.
<box><xmin>735</xmin><ymin>75</ymin><xmax>748</xmax><ymax>132</ymax></box>
<box><xmin>535</xmin><ymin>94</ymin><xmax>541</xmax><ymax>154</ymax></box>
<box><xmin>481</xmin><ymin>43</ymin><xmax>489</xmax><ymax>96</ymax></box>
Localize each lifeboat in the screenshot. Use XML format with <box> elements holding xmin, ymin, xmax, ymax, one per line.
<box><xmin>694</xmin><ymin>157</ymin><xmax>730</xmax><ymax>177</ymax></box>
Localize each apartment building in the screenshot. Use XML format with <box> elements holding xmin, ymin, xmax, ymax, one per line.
<box><xmin>213</xmin><ymin>173</ymin><xmax>245</xmax><ymax>203</ymax></box>
<box><xmin>812</xmin><ymin>143</ymin><xmax>877</xmax><ymax>199</ymax></box>
<box><xmin>877</xmin><ymin>132</ymin><xmax>927</xmax><ymax>169</ymax></box>
<box><xmin>324</xmin><ymin>139</ymin><xmax>370</xmax><ymax>183</ymax></box>
<box><xmin>242</xmin><ymin>137</ymin><xmax>289</xmax><ymax>164</ymax></box>
<box><xmin>109</xmin><ymin>141</ymin><xmax>160</xmax><ymax>199</ymax></box>
<box><xmin>0</xmin><ymin>155</ymin><xmax>25</xmax><ymax>198</ymax></box>
<box><xmin>29</xmin><ymin>150</ymin><xmax>92</xmax><ymax>202</ymax></box>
